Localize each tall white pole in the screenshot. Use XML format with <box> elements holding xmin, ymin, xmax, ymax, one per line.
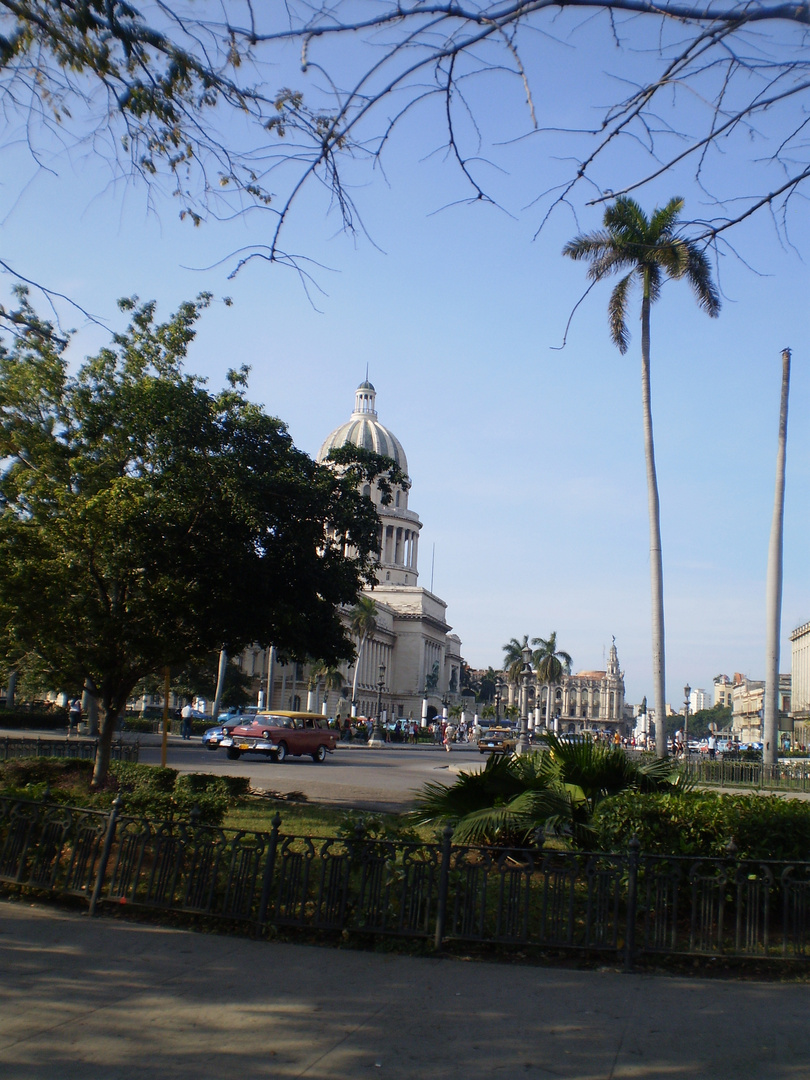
<box><xmin>763</xmin><ymin>348</ymin><xmax>791</xmax><ymax>765</ymax></box>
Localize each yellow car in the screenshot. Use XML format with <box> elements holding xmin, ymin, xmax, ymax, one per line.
<box><xmin>478</xmin><ymin>727</ymin><xmax>517</xmax><ymax>755</ymax></box>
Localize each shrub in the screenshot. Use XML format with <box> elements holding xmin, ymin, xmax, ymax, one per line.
<box><xmin>122</xmin><ymin>716</ymin><xmax>159</xmax><ymax>733</ymax></box>
<box><xmin>0</xmin><ymin>708</ymin><xmax>69</xmax><ymax>730</ymax></box>
<box><xmin>110</xmin><ymin>761</ymin><xmax>177</xmax><ymax>793</ymax></box>
<box><xmin>0</xmin><ymin>759</ymin><xmax>237</xmax><ymax>826</ymax></box>
<box><xmin>593</xmin><ymin>790</ymin><xmax>810</xmax><ymax>861</ymax></box>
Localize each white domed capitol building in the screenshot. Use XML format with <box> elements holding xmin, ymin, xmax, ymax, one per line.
<box><xmin>242</xmin><ymin>381</ymin><xmax>464</xmax><ymax>722</ymax></box>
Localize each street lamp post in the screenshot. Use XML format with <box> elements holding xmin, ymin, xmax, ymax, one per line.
<box><xmin>368</xmin><ymin>663</ymin><xmax>387</xmax><ymax>748</ymax></box>
<box><xmin>495</xmin><ymin>678</ymin><xmax>503</xmax><ymax>723</ymax></box>
<box><xmin>517</xmin><ymin>645</ymin><xmax>533</xmax><ymax>755</ymax></box>
<box><xmin>684</xmin><ymin>684</ymin><xmax>691</xmax><ymax>758</ymax></box>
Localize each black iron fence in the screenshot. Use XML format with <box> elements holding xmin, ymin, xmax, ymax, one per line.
<box><xmin>3</xmin><ymin>794</ymin><xmax>810</xmax><ymax>967</ymax></box>
<box><xmin>0</xmin><ymin>737</ymin><xmax>139</xmax><ymax>763</ymax></box>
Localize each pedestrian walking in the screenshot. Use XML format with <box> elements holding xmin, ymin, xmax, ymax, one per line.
<box><xmin>68</xmin><ymin>697</ymin><xmax>82</xmax><ymax>734</ymax></box>
<box><xmin>181</xmin><ymin>702</ymin><xmax>193</xmax><ymax>740</ymax></box>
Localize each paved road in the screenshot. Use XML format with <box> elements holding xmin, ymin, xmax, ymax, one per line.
<box><xmin>4</xmin><ymin>899</ymin><xmax>810</xmax><ymax>1080</ymax></box>
<box><xmin>138</xmin><ymin>740</ymin><xmax>481</xmax><ymax>811</ymax></box>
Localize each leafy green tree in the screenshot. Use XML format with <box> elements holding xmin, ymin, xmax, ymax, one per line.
<box><xmin>0</xmin><ymin>291</ymin><xmax>396</xmax><ymax>783</ymax></box>
<box><xmin>170</xmin><ymin>654</ymin><xmax>252</xmax><ymax>711</ymax></box>
<box><xmin>534</xmin><ymin>632</ymin><xmax>572</xmax><ymax>729</ymax></box>
<box><xmin>477</xmin><ymin>666</ymin><xmax>498</xmax><ymax>704</ymax></box>
<box><xmin>564</xmin><ymin>196</ymin><xmax>720</xmax><ymax>758</ymax></box>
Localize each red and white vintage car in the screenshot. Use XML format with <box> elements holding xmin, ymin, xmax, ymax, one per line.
<box><xmin>219</xmin><ymin>712</ymin><xmax>338</xmax><ymax>763</ymax></box>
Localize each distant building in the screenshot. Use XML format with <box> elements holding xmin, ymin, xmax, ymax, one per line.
<box><xmin>713</xmin><ymin>674</ymin><xmax>736</xmax><ymax>708</ymax></box>
<box><xmin>689</xmin><ymin>687</ymin><xmax>711</xmax><ymax>713</ymax></box>
<box><xmin>536</xmin><ymin>639</ymin><xmax>628</xmax><ymax>737</ymax></box>
<box><xmin>730</xmin><ymin>674</ymin><xmax>791</xmax><ymax>743</ymax></box>
<box><xmin>790</xmin><ymin>621</ymin><xmax>810</xmax><ymax>723</ymax></box>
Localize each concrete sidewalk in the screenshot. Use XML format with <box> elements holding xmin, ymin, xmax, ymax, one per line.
<box><xmin>2</xmin><ymin>900</ymin><xmax>808</xmax><ymax>1079</ymax></box>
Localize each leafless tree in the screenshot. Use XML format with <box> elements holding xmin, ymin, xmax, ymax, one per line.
<box><xmin>2</xmin><ymin>1</ymin><xmax>810</xmax><ymax>294</ymax></box>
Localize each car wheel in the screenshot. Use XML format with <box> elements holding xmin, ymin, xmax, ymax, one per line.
<box><xmin>226</xmin><ymin>747</ymin><xmax>241</xmax><ymax>760</ymax></box>
<box><xmin>274</xmin><ymin>741</ymin><xmax>288</xmax><ymax>763</ymax></box>
<box><xmin>312</xmin><ymin>744</ymin><xmax>327</xmax><ymax>763</ymax></box>
<box><xmin>205</xmin><ymin>742</ymin><xmax>219</xmax><ymax>751</ymax></box>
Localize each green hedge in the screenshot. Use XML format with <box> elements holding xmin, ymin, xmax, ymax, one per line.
<box><xmin>0</xmin><ymin>759</ymin><xmax>248</xmax><ymax>827</ymax></box>
<box><xmin>594</xmin><ymin>789</ymin><xmax>810</xmax><ymax>861</ymax></box>
<box><xmin>0</xmin><ymin>708</ymin><xmax>70</xmax><ymax>730</ymax></box>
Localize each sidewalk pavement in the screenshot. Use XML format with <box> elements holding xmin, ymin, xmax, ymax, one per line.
<box><xmin>2</xmin><ymin>899</ymin><xmax>809</xmax><ymax>1080</ymax></box>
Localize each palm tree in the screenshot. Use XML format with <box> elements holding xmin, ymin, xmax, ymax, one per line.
<box><xmin>763</xmin><ymin>349</ymin><xmax>791</xmax><ymax>765</ymax></box>
<box><xmin>411</xmin><ymin>733</ymin><xmax>679</xmax><ymax>847</ymax></box>
<box><xmin>349</xmin><ymin>596</ymin><xmax>378</xmax><ymax>714</ymax></box>
<box><xmin>564</xmin><ymin>196</ymin><xmax>720</xmax><ymax>758</ymax></box>
<box><xmin>534</xmin><ymin>632</ymin><xmax>572</xmax><ymax>730</ymax></box>
<box><xmin>308</xmin><ymin>660</ymin><xmax>345</xmax><ymax>713</ymax></box>
<box><xmin>503</xmin><ymin>635</ymin><xmax>538</xmax><ymax>704</ymax></box>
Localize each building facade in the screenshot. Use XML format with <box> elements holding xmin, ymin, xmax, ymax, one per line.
<box><xmin>790</xmin><ymin>621</ymin><xmax>810</xmax><ymax>723</ymax></box>
<box><xmin>730</xmin><ymin>674</ymin><xmax>792</xmax><ymax>743</ymax></box>
<box><xmin>535</xmin><ymin>640</ymin><xmax>628</xmax><ymax>736</ymax></box>
<box><xmin>240</xmin><ymin>381</ymin><xmax>464</xmax><ymax>723</ymax></box>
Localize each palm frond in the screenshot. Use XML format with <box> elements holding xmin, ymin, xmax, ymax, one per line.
<box><xmin>648</xmin><ymin>196</ymin><xmax>685</xmax><ymax>240</ymax></box>
<box><xmin>685</xmin><ymin>243</ymin><xmax>721</xmax><ymax>317</ymax></box>
<box><xmin>608</xmin><ymin>273</ymin><xmax>633</xmax><ymax>353</ymax></box>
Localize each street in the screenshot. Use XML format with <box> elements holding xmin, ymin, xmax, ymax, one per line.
<box><xmin>139</xmin><ymin>739</ymin><xmax>482</xmax><ymax>811</ymax></box>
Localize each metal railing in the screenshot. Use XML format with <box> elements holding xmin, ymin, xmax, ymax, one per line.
<box><xmin>4</xmin><ymin>794</ymin><xmax>810</xmax><ymax>967</ymax></box>
<box><xmin>0</xmin><ymin>736</ymin><xmax>139</xmax><ymax>763</ymax></box>
<box><xmin>683</xmin><ymin>757</ymin><xmax>810</xmax><ymax>792</ymax></box>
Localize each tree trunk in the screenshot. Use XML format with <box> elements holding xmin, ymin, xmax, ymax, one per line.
<box><xmin>350</xmin><ymin>632</ymin><xmax>367</xmax><ymax>709</ymax></box>
<box><xmin>92</xmin><ymin>701</ymin><xmax>121</xmax><ymax>786</ymax></box>
<box><xmin>212</xmin><ymin>649</ymin><xmax>227</xmax><ymax>720</ymax></box>
<box><xmin>763</xmin><ymin>348</ymin><xmax>791</xmax><ymax>765</ymax></box>
<box><xmin>83</xmin><ymin>677</ymin><xmax>99</xmax><ymax>736</ymax></box>
<box><xmin>5</xmin><ymin>670</ymin><xmax>16</xmax><ymax>708</ymax></box>
<box><xmin>265</xmin><ymin>645</ymin><xmax>275</xmax><ymax>709</ymax></box>
<box><xmin>641</xmin><ymin>287</ymin><xmax>667</xmax><ymax>759</ymax></box>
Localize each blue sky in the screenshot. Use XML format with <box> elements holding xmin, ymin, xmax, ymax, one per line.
<box><xmin>2</xmin><ymin>8</ymin><xmax>809</xmax><ymax>706</ymax></box>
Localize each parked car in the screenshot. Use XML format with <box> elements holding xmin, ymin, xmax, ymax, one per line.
<box><xmin>201</xmin><ymin>707</ymin><xmax>259</xmax><ymax>750</ymax></box>
<box><xmin>202</xmin><ymin>714</ymin><xmax>245</xmax><ymax>750</ymax></box>
<box><xmin>219</xmin><ymin>712</ymin><xmax>338</xmax><ymax>762</ymax></box>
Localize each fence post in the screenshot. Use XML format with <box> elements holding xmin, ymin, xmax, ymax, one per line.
<box><xmin>257</xmin><ymin>813</ymin><xmax>282</xmax><ymax>930</ymax></box>
<box><xmin>89</xmin><ymin>795</ymin><xmax>122</xmax><ymax>916</ymax></box>
<box><xmin>433</xmin><ymin>825</ymin><xmax>453</xmax><ymax>952</ymax></box>
<box><xmin>624</xmin><ymin>835</ymin><xmax>640</xmax><ymax>972</ymax></box>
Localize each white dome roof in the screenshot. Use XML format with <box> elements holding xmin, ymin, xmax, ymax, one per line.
<box><xmin>317</xmin><ymin>381</ymin><xmax>408</xmax><ymax>475</ymax></box>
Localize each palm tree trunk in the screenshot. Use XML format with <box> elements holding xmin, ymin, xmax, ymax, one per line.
<box><xmin>350</xmin><ymin>632</ymin><xmax>367</xmax><ymax>713</ymax></box>
<box><xmin>763</xmin><ymin>348</ymin><xmax>791</xmax><ymax>765</ymax></box>
<box><xmin>212</xmin><ymin>649</ymin><xmax>227</xmax><ymax>720</ymax></box>
<box><xmin>641</xmin><ymin>287</ymin><xmax>667</xmax><ymax>758</ymax></box>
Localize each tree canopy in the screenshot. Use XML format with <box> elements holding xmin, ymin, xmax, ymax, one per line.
<box><xmin>0</xmin><ymin>289</ymin><xmax>397</xmax><ymax>779</ymax></box>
